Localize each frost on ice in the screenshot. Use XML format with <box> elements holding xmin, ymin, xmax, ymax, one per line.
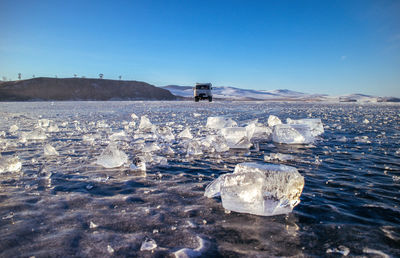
<box><xmin>205</xmin><ymin>162</ymin><xmax>304</xmax><ymax>216</ymax></box>
<box><xmin>95</xmin><ymin>144</ymin><xmax>128</xmax><ymax>168</ymax></box>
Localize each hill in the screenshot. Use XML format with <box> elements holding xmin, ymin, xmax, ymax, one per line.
<box><xmin>162</xmin><ymin>85</ymin><xmax>326</xmax><ymax>101</ymax></box>
<box><xmin>0</xmin><ymin>77</ymin><xmax>176</xmax><ymax>101</ymax></box>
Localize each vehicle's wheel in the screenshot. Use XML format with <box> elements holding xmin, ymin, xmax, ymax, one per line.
<box><xmin>195</xmin><ymin>97</ymin><xmax>199</xmax><ymax>102</ymax></box>
<box><xmin>209</xmin><ymin>97</ymin><xmax>212</xmax><ymax>102</ymax></box>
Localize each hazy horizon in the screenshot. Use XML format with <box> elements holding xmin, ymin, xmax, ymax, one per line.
<box><xmin>1</xmin><ymin>0</ymin><xmax>399</xmax><ymax>97</ymax></box>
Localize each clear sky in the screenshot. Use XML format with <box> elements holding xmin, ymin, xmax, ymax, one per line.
<box><xmin>1</xmin><ymin>0</ymin><xmax>399</xmax><ymax>97</ymax></box>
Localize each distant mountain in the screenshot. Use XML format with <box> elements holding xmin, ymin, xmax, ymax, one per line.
<box><xmin>162</xmin><ymin>85</ymin><xmax>399</xmax><ymax>102</ymax></box>
<box><xmin>0</xmin><ymin>77</ymin><xmax>176</xmax><ymax>101</ymax></box>
<box><xmin>163</xmin><ymin>85</ymin><xmax>326</xmax><ymax>101</ymax></box>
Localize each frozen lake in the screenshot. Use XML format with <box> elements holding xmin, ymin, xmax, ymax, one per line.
<box><xmin>1</xmin><ymin>101</ymin><xmax>399</xmax><ymax>257</ymax></box>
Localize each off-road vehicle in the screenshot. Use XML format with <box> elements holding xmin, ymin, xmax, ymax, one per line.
<box><xmin>194</xmin><ymin>83</ymin><xmax>212</xmax><ymax>102</ymax></box>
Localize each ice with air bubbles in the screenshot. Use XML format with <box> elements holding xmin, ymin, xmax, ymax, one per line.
<box><xmin>205</xmin><ymin>162</ymin><xmax>305</xmax><ymax>216</ymax></box>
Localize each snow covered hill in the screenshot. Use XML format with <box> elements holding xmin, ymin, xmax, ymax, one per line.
<box><xmin>162</xmin><ymin>85</ymin><xmax>391</xmax><ymax>102</ymax></box>
<box><xmin>163</xmin><ymin>85</ymin><xmax>326</xmax><ymax>101</ymax></box>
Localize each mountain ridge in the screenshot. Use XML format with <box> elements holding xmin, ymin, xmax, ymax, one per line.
<box><xmin>162</xmin><ymin>85</ymin><xmax>399</xmax><ymax>102</ymax></box>
<box><xmin>0</xmin><ymin>77</ymin><xmax>176</xmax><ymax>101</ymax></box>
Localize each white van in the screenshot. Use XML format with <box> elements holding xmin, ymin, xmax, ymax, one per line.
<box><xmin>194</xmin><ymin>83</ymin><xmax>213</xmax><ymax>102</ymax></box>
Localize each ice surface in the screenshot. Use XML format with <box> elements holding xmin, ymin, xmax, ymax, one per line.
<box><xmin>44</xmin><ymin>144</ymin><xmax>59</xmax><ymax>156</ymax></box>
<box><xmin>0</xmin><ymin>155</ymin><xmax>22</xmax><ymax>173</ymax></box>
<box><xmin>268</xmin><ymin>115</ymin><xmax>282</xmax><ymax>127</ymax></box>
<box><xmin>220</xmin><ymin>127</ymin><xmax>252</xmax><ymax>149</ymax></box>
<box><xmin>206</xmin><ymin>117</ymin><xmax>237</xmax><ymax>130</ymax></box>
<box><xmin>173</xmin><ymin>236</ymin><xmax>209</xmax><ymax>258</ymax></box>
<box><xmin>286</xmin><ymin>118</ymin><xmax>324</xmax><ymax>137</ymax></box>
<box><xmin>140</xmin><ymin>238</ymin><xmax>157</xmax><ymax>251</ymax></box>
<box><xmin>205</xmin><ymin>162</ymin><xmax>304</xmax><ymax>216</ymax></box>
<box><xmin>95</xmin><ymin>144</ymin><xmax>128</xmax><ymax>168</ymax></box>
<box><xmin>178</xmin><ymin>128</ymin><xmax>193</xmax><ymax>139</ymax></box>
<box><xmin>272</xmin><ymin>124</ymin><xmax>314</xmax><ymax>144</ymax></box>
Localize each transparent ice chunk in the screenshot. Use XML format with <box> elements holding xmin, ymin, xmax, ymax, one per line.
<box><xmin>131</xmin><ymin>113</ymin><xmax>139</xmax><ymax>120</ymax></box>
<box><xmin>272</xmin><ymin>124</ymin><xmax>314</xmax><ymax>144</ymax></box>
<box><xmin>245</xmin><ymin>122</ymin><xmax>272</xmax><ymax>141</ymax></box>
<box><xmin>44</xmin><ymin>143</ymin><xmax>59</xmax><ymax>156</ymax></box>
<box><xmin>220</xmin><ymin>127</ymin><xmax>252</xmax><ymax>149</ymax></box>
<box><xmin>38</xmin><ymin>118</ymin><xmax>51</xmax><ymax>128</ymax></box>
<box><xmin>47</xmin><ymin>123</ymin><xmax>60</xmax><ymax>133</ymax></box>
<box><xmin>140</xmin><ymin>142</ymin><xmax>161</xmax><ymax>153</ymax></box>
<box><xmin>139</xmin><ymin>116</ymin><xmax>157</xmax><ymax>132</ymax></box>
<box><xmin>286</xmin><ymin>118</ymin><xmax>324</xmax><ymax>137</ymax></box>
<box><xmin>202</xmin><ymin>135</ymin><xmax>230</xmax><ymax>153</ymax></box>
<box><xmin>206</xmin><ymin>117</ymin><xmax>237</xmax><ymax>130</ymax></box>
<box><xmin>109</xmin><ymin>131</ymin><xmax>129</xmax><ymax>141</ymax></box>
<box><xmin>95</xmin><ymin>144</ymin><xmax>128</xmax><ymax>168</ymax></box>
<box><xmin>140</xmin><ymin>238</ymin><xmax>157</xmax><ymax>251</ymax></box>
<box><xmin>0</xmin><ymin>155</ymin><xmax>22</xmax><ymax>173</ymax></box>
<box><xmin>156</xmin><ymin>127</ymin><xmax>175</xmax><ymax>142</ymax></box>
<box><xmin>264</xmin><ymin>153</ymin><xmax>295</xmax><ymax>161</ymax></box>
<box><xmin>20</xmin><ymin>128</ymin><xmax>47</xmax><ymax>142</ymax></box>
<box><xmin>204</xmin><ymin>162</ymin><xmax>304</xmax><ymax>216</ymax></box>
<box><xmin>9</xmin><ymin>125</ymin><xmax>18</xmax><ymax>133</ymax></box>
<box><xmin>186</xmin><ymin>140</ymin><xmax>203</xmax><ymax>156</ymax></box>
<box><xmin>268</xmin><ymin>115</ymin><xmax>282</xmax><ymax>127</ymax></box>
<box><xmin>178</xmin><ymin>128</ymin><xmax>193</xmax><ymax>139</ymax></box>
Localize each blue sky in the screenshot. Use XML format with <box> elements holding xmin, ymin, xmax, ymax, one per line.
<box><xmin>1</xmin><ymin>0</ymin><xmax>399</xmax><ymax>96</ymax></box>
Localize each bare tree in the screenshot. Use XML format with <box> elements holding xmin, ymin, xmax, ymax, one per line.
<box><xmin>2</xmin><ymin>76</ymin><xmax>7</xmax><ymax>81</ymax></box>
<box><xmin>119</xmin><ymin>75</ymin><xmax>122</xmax><ymax>80</ymax></box>
<box><xmin>74</xmin><ymin>74</ymin><xmax>77</xmax><ymax>78</ymax></box>
<box><xmin>18</xmin><ymin>73</ymin><xmax>21</xmax><ymax>80</ymax></box>
<box><xmin>32</xmin><ymin>75</ymin><xmax>35</xmax><ymax>78</ymax></box>
<box><xmin>99</xmin><ymin>73</ymin><xmax>104</xmax><ymax>79</ymax></box>
<box><xmin>55</xmin><ymin>75</ymin><xmax>57</xmax><ymax>78</ymax></box>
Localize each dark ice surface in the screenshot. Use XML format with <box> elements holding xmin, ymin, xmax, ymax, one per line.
<box><xmin>0</xmin><ymin>101</ymin><xmax>399</xmax><ymax>257</ymax></box>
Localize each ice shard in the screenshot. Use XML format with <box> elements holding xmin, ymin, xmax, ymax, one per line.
<box><xmin>220</xmin><ymin>127</ymin><xmax>252</xmax><ymax>149</ymax></box>
<box><xmin>95</xmin><ymin>144</ymin><xmax>128</xmax><ymax>168</ymax></box>
<box><xmin>0</xmin><ymin>155</ymin><xmax>22</xmax><ymax>173</ymax></box>
<box><xmin>204</xmin><ymin>162</ymin><xmax>304</xmax><ymax>216</ymax></box>
<box><xmin>206</xmin><ymin>117</ymin><xmax>237</xmax><ymax>130</ymax></box>
<box><xmin>272</xmin><ymin>124</ymin><xmax>314</xmax><ymax>144</ymax></box>
<box><xmin>286</xmin><ymin>118</ymin><xmax>324</xmax><ymax>137</ymax></box>
<box><xmin>268</xmin><ymin>115</ymin><xmax>282</xmax><ymax>127</ymax></box>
